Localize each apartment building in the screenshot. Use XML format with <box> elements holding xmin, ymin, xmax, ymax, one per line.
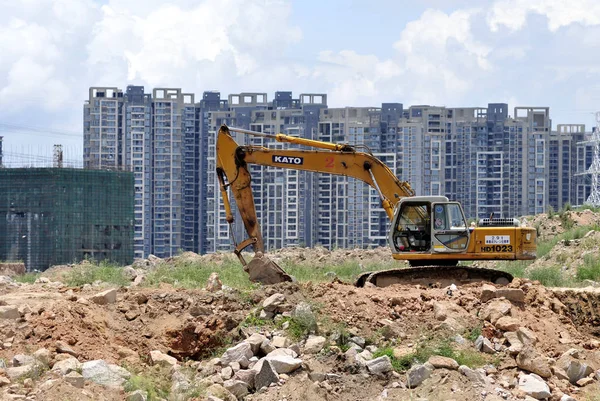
<box><xmin>203</xmin><ymin>92</ymin><xmax>327</xmax><ymax>253</ymax></box>
<box><xmin>85</xmin><ymin>86</ymin><xmax>594</xmax><ymax>257</ymax></box>
<box><xmin>84</xmin><ymin>86</ymin><xmax>195</xmax><ymax>259</ymax></box>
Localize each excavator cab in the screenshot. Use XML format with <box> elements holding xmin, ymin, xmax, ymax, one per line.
<box><xmin>391</xmin><ymin>196</ymin><xmax>470</xmax><ymax>256</ymax></box>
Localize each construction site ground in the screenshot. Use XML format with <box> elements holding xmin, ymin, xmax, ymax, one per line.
<box><xmin>1</xmin><ymin>209</ymin><xmax>600</xmax><ymax>401</ymax></box>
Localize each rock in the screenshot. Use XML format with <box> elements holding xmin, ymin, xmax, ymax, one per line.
<box><xmin>480</xmin><ymin>299</ymin><xmax>512</xmax><ymax>324</ymax></box>
<box><xmin>271</xmin><ymin>336</ymin><xmax>290</xmax><ymax>348</ymax></box>
<box><xmin>366</xmin><ymin>356</ymin><xmax>393</xmax><ymax>375</ymax></box>
<box><xmin>6</xmin><ymin>365</ymin><xmax>40</xmax><ymax>380</ymax></box>
<box><xmin>245</xmin><ymin>333</ymin><xmax>267</xmax><ymax>355</ymax></box>
<box><xmin>357</xmin><ymin>349</ymin><xmax>373</xmax><ymax>362</ymax></box>
<box><xmin>223</xmin><ymin>379</ymin><xmax>249</xmax><ymax>399</ymax></box>
<box><xmin>260</xmin><ymin>339</ymin><xmax>276</xmax><ymax>355</ymax></box>
<box><xmin>517</xmin><ymin>327</ymin><xmax>538</xmax><ymax>345</ymax></box>
<box><xmin>126</xmin><ymin>390</ymin><xmax>148</xmax><ymax>401</ymax></box>
<box><xmin>33</xmin><ymin>348</ymin><xmax>51</xmax><ymax>365</ymax></box>
<box><xmin>206</xmin><ymin>384</ymin><xmax>237</xmax><ymax>401</ymax></box>
<box><xmin>221</xmin><ymin>366</ymin><xmax>233</xmax><ymax>380</ymax></box>
<box><xmin>406</xmin><ymin>364</ymin><xmax>431</xmax><ymax>388</ymax></box>
<box><xmin>122</xmin><ymin>266</ymin><xmax>138</xmax><ymax>280</ymax></box>
<box><xmin>503</xmin><ymin>332</ymin><xmax>523</xmax><ymax>355</ymax></box>
<box><xmin>560</xmin><ymin>395</ymin><xmax>576</xmax><ymax>401</ymax></box>
<box><xmin>480</xmin><ymin>337</ymin><xmax>496</xmax><ymax>354</ymax></box>
<box><xmin>206</xmin><ymin>272</ymin><xmax>223</xmax><ymax>292</ymax></box>
<box><xmin>233</xmin><ymin>369</ymin><xmax>256</xmax><ymax>389</ymax></box>
<box><xmin>565</xmin><ymin>360</ymin><xmax>594</xmax><ymax>384</ymax></box>
<box><xmin>221</xmin><ymin>342</ymin><xmax>253</xmax><ymax>366</ymax></box>
<box><xmin>81</xmin><ymin>360</ymin><xmax>131</xmax><ymax>387</ymax></box>
<box><xmin>90</xmin><ymin>288</ymin><xmax>118</xmax><ymax>305</ymax></box>
<box><xmin>64</xmin><ymin>371</ymin><xmax>84</xmax><ymax>388</ymax></box>
<box><xmin>266</xmin><ymin>348</ymin><xmax>298</xmax><ymax>359</ymax></box>
<box><xmin>255</xmin><ymin>360</ymin><xmax>279</xmax><ymax>390</ymax></box>
<box><xmin>52</xmin><ymin>357</ymin><xmax>81</xmax><ymax>375</ymax></box>
<box><xmin>481</xmin><ymin>285</ymin><xmax>525</xmax><ymax>303</ymax></box>
<box><xmin>12</xmin><ymin>354</ymin><xmax>36</xmax><ymax>367</ymax></box>
<box><xmin>494</xmin><ymin>316</ymin><xmax>521</xmax><ymax>332</ymax></box>
<box><xmin>262</xmin><ymin>293</ymin><xmax>285</xmax><ymax>312</ymax></box>
<box><xmin>262</xmin><ymin>355</ymin><xmax>302</xmax><ymax>374</ymax></box>
<box><xmin>518</xmin><ymin>373</ymin><xmax>551</xmax><ymax>399</ymax></box>
<box><xmin>516</xmin><ymin>346</ymin><xmax>552</xmax><ymax>378</ymax></box>
<box><xmin>458</xmin><ymin>365</ymin><xmax>486</xmax><ymax>385</ymax></box>
<box><xmin>0</xmin><ymin>305</ymin><xmax>20</xmax><ymax>319</ymax></box>
<box><xmin>349</xmin><ymin>336</ymin><xmax>366</xmax><ymax>349</ymax></box>
<box><xmin>305</xmin><ymin>336</ymin><xmax>327</xmax><ymax>354</ymax></box>
<box><xmin>149</xmin><ymin>350</ymin><xmax>177</xmax><ymax>368</ymax></box>
<box><xmin>428</xmin><ymin>356</ymin><xmax>459</xmax><ymax>370</ymax></box>
<box><xmin>576</xmin><ymin>377</ymin><xmax>594</xmax><ymax>387</ymax></box>
<box><xmin>56</xmin><ymin>340</ymin><xmax>78</xmax><ymax>357</ymax></box>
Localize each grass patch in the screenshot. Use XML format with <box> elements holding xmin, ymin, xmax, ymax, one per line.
<box><xmin>13</xmin><ymin>272</ymin><xmax>41</xmax><ymax>284</ymax></box>
<box><xmin>124</xmin><ymin>367</ymin><xmax>172</xmax><ymax>400</ymax></box>
<box><xmin>64</xmin><ymin>261</ymin><xmax>130</xmax><ymax>287</ymax></box>
<box><xmin>528</xmin><ymin>266</ymin><xmax>570</xmax><ymax>287</ymax></box>
<box><xmin>498</xmin><ymin>260</ymin><xmax>527</xmax><ymax>278</ymax></box>
<box><xmin>372</xmin><ymin>340</ymin><xmax>489</xmax><ymax>373</ymax></box>
<box><xmin>143</xmin><ymin>257</ymin><xmax>253</xmax><ymax>290</ymax></box>
<box><xmin>577</xmin><ymin>254</ymin><xmax>600</xmax><ymax>282</ymax></box>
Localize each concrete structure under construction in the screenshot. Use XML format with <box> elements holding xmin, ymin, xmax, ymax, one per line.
<box><xmin>0</xmin><ymin>168</ymin><xmax>134</xmax><ymax>271</ymax></box>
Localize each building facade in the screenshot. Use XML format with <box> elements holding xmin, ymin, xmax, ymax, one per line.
<box><xmin>85</xmin><ymin>86</ymin><xmax>593</xmax><ymax>257</ymax></box>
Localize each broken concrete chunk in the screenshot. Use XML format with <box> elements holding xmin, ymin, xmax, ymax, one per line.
<box><xmin>516</xmin><ymin>346</ymin><xmax>552</xmax><ymax>378</ymax></box>
<box><xmin>304</xmin><ymin>336</ymin><xmax>327</xmax><ymax>354</ymax></box>
<box><xmin>366</xmin><ymin>356</ymin><xmax>393</xmax><ymax>375</ymax></box>
<box><xmin>90</xmin><ymin>288</ymin><xmax>118</xmax><ymax>305</ymax></box>
<box><xmin>254</xmin><ymin>360</ymin><xmax>279</xmax><ymax>391</ymax></box>
<box><xmin>150</xmin><ymin>350</ymin><xmax>178</xmax><ymax>368</ymax></box>
<box><xmin>262</xmin><ymin>293</ymin><xmax>285</xmax><ymax>312</ymax></box>
<box><xmin>64</xmin><ymin>371</ymin><xmax>85</xmax><ymax>388</ymax></box>
<box><xmin>518</xmin><ymin>373</ymin><xmax>551</xmax><ymax>400</ymax></box>
<box><xmin>565</xmin><ymin>360</ymin><xmax>594</xmax><ymax>384</ymax></box>
<box><xmin>480</xmin><ymin>299</ymin><xmax>512</xmax><ymax>324</ymax></box>
<box><xmin>221</xmin><ymin>342</ymin><xmax>253</xmax><ymax>366</ymax></box>
<box><xmin>0</xmin><ymin>305</ymin><xmax>20</xmax><ymax>319</ymax></box>
<box><xmin>52</xmin><ymin>357</ymin><xmax>81</xmax><ymax>375</ymax></box>
<box><xmin>458</xmin><ymin>365</ymin><xmax>486</xmax><ymax>385</ymax></box>
<box><xmin>81</xmin><ymin>360</ymin><xmax>131</xmax><ymax>387</ymax></box>
<box><xmin>245</xmin><ymin>333</ymin><xmax>267</xmax><ymax>355</ymax></box>
<box><xmin>223</xmin><ymin>379</ymin><xmax>249</xmax><ymax>399</ymax></box>
<box><xmin>271</xmin><ymin>336</ymin><xmax>290</xmax><ymax>348</ymax></box>
<box><xmin>263</xmin><ymin>355</ymin><xmax>302</xmax><ymax>374</ymax></box>
<box><xmin>494</xmin><ymin>316</ymin><xmax>521</xmax><ymax>332</ymax></box>
<box><xmin>406</xmin><ymin>364</ymin><xmax>431</xmax><ymax>388</ymax></box>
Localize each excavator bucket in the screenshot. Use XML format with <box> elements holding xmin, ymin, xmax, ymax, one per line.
<box><xmin>245</xmin><ymin>255</ymin><xmax>293</xmax><ymax>284</ymax></box>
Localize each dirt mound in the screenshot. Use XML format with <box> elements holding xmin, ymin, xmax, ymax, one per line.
<box><xmin>528</xmin><ymin>209</ymin><xmax>600</xmax><ymax>241</ymax></box>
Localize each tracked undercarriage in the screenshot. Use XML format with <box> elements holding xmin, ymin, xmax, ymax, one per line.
<box><xmin>355</xmin><ymin>265</ymin><xmax>513</xmax><ymax>288</ymax></box>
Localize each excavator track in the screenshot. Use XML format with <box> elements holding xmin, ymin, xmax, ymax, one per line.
<box><xmin>355</xmin><ymin>265</ymin><xmax>513</xmax><ymax>288</ymax></box>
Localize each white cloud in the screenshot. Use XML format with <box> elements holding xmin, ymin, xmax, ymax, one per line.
<box><xmin>487</xmin><ymin>0</ymin><xmax>600</xmax><ymax>32</ymax></box>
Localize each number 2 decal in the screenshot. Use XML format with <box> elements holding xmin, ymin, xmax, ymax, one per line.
<box><xmin>325</xmin><ymin>156</ymin><xmax>334</xmax><ymax>168</ymax></box>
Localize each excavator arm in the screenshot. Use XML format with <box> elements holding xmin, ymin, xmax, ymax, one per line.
<box><xmin>215</xmin><ymin>124</ymin><xmax>414</xmax><ymax>283</ymax></box>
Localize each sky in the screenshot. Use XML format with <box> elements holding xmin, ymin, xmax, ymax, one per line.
<box><xmin>1</xmin><ymin>0</ymin><xmax>600</xmax><ymax>165</ymax></box>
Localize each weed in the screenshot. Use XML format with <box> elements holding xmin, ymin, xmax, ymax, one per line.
<box><xmin>64</xmin><ymin>261</ymin><xmax>129</xmax><ymax>287</ymax></box>
<box><xmin>241</xmin><ymin>314</ymin><xmax>271</xmax><ymax>329</ymax></box>
<box><xmin>577</xmin><ymin>255</ymin><xmax>600</xmax><ymax>282</ymax></box>
<box><xmin>465</xmin><ymin>326</ymin><xmax>482</xmax><ymax>342</ymax></box>
<box><xmin>13</xmin><ymin>272</ymin><xmax>41</xmax><ymax>284</ymax></box>
<box><xmin>372</xmin><ymin>347</ymin><xmax>413</xmax><ymax>372</ymax></box>
<box><xmin>124</xmin><ymin>366</ymin><xmax>172</xmax><ymax>400</ymax></box>
<box><xmin>498</xmin><ymin>261</ymin><xmax>527</xmax><ymax>278</ymax></box>
<box><xmin>528</xmin><ymin>266</ymin><xmax>570</xmax><ymax>287</ymax></box>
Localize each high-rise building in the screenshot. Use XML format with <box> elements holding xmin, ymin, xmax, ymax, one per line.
<box><xmin>84</xmin><ymin>86</ymin><xmax>195</xmax><ymax>259</ymax></box>
<box><xmin>204</xmin><ymin>92</ymin><xmax>327</xmax><ymax>253</ymax></box>
<box><xmin>85</xmin><ymin>86</ymin><xmax>594</xmax><ymax>257</ymax></box>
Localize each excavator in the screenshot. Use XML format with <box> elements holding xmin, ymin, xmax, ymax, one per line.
<box><xmin>215</xmin><ymin>124</ymin><xmax>537</xmax><ymax>287</ymax></box>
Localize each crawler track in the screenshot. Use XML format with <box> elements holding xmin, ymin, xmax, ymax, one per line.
<box><xmin>355</xmin><ymin>265</ymin><xmax>514</xmax><ymax>288</ymax></box>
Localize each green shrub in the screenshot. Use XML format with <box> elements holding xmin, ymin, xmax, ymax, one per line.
<box><xmin>64</xmin><ymin>261</ymin><xmax>129</xmax><ymax>287</ymax></box>
<box><xmin>13</xmin><ymin>272</ymin><xmax>41</xmax><ymax>284</ymax></box>
<box><xmin>527</xmin><ymin>266</ymin><xmax>567</xmax><ymax>287</ymax></box>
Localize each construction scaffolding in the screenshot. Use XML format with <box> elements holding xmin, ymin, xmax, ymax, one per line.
<box><xmin>0</xmin><ymin>168</ymin><xmax>134</xmax><ymax>271</ymax></box>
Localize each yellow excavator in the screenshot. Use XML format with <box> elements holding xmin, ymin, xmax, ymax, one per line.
<box><xmin>216</xmin><ymin>125</ymin><xmax>536</xmax><ymax>287</ymax></box>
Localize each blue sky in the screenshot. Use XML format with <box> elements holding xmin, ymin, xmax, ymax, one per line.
<box><xmin>1</xmin><ymin>0</ymin><xmax>600</xmax><ymax>165</ymax></box>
